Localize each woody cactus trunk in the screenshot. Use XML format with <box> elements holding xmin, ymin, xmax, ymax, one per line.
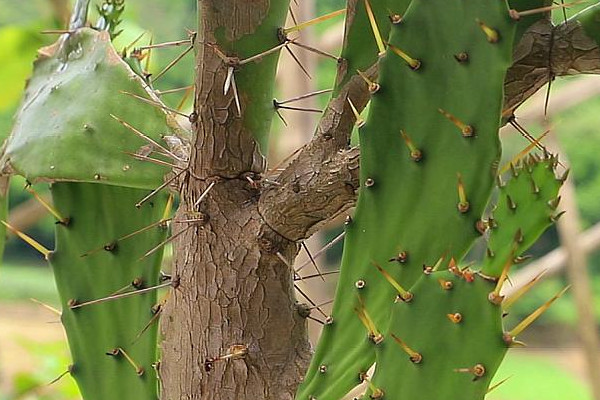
<box><xmin>5</xmin><ymin>0</ymin><xmax>600</xmax><ymax>399</ymax></box>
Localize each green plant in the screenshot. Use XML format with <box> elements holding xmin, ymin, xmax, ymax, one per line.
<box><xmin>1</xmin><ymin>1</ymin><xmax>177</xmax><ymax>399</ymax></box>
<box><xmin>4</xmin><ymin>0</ymin><xmax>600</xmax><ymax>399</ymax></box>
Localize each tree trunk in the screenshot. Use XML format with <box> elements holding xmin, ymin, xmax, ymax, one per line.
<box><xmin>159</xmin><ymin>181</ymin><xmax>311</xmax><ymax>400</ymax></box>
<box><xmin>159</xmin><ymin>1</ymin><xmax>311</xmax><ymax>399</ymax></box>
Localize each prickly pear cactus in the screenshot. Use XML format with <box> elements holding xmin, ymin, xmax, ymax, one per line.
<box><xmin>51</xmin><ymin>183</ymin><xmax>168</xmax><ymax>400</ymax></box>
<box><xmin>481</xmin><ymin>156</ymin><xmax>564</xmax><ymax>276</ymax></box>
<box><xmin>297</xmin><ymin>1</ymin><xmax>565</xmax><ymax>399</ymax></box>
<box><xmin>0</xmin><ymin>2</ymin><xmax>184</xmax><ymax>398</ymax></box>
<box><xmin>2</xmin><ymin>0</ymin><xmax>577</xmax><ymax>399</ymax></box>
<box><xmin>365</xmin><ymin>156</ymin><xmax>564</xmax><ymax>399</ymax></box>
<box><xmin>0</xmin><ymin>28</ymin><xmax>174</xmax><ymax>189</ymax></box>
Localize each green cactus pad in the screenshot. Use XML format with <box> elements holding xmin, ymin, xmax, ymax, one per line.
<box><xmin>1</xmin><ymin>28</ymin><xmax>178</xmax><ymax>190</ymax></box>
<box><xmin>368</xmin><ymin>271</ymin><xmax>507</xmax><ymax>400</ymax></box>
<box><xmin>297</xmin><ymin>1</ymin><xmax>516</xmax><ymax>399</ymax></box>
<box><xmin>481</xmin><ymin>156</ymin><xmax>563</xmax><ymax>277</ymax></box>
<box><xmin>336</xmin><ymin>0</ymin><xmax>410</xmax><ymax>91</ymax></box>
<box><xmin>51</xmin><ymin>182</ymin><xmax>168</xmax><ymax>400</ymax></box>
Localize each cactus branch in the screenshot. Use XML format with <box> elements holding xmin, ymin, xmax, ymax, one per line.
<box><xmin>266</xmin><ymin>15</ymin><xmax>600</xmax><ymax>242</ymax></box>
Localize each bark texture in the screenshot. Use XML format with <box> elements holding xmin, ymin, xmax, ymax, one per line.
<box><xmin>159</xmin><ymin>2</ymin><xmax>311</xmax><ymax>399</ymax></box>
<box><xmin>504</xmin><ymin>19</ymin><xmax>600</xmax><ymax>115</ymax></box>
<box><xmin>160</xmin><ymin>181</ymin><xmax>311</xmax><ymax>400</ymax></box>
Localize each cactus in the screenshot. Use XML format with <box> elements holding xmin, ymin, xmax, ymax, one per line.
<box><xmin>1</xmin><ymin>1</ymin><xmax>185</xmax><ymax>398</ymax></box>
<box><xmin>50</xmin><ymin>183</ymin><xmax>169</xmax><ymax>400</ymax></box>
<box><xmin>5</xmin><ymin>0</ymin><xmax>600</xmax><ymax>399</ymax></box>
<box><xmin>364</xmin><ymin>156</ymin><xmax>564</xmax><ymax>400</ymax></box>
<box><xmin>1</xmin><ymin>26</ymin><xmax>174</xmax><ymax>188</ymax></box>
<box><xmin>296</xmin><ymin>1</ymin><xmax>558</xmax><ymax>398</ymax></box>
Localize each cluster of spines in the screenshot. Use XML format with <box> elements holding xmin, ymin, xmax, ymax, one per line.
<box><xmin>359</xmin><ymin>253</ymin><xmax>567</xmax><ymax>400</ymax></box>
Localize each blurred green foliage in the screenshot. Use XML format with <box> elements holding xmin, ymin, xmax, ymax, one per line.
<box><xmin>0</xmin><ymin>340</ymin><xmax>80</xmax><ymax>400</ymax></box>
<box><xmin>488</xmin><ymin>350</ymin><xmax>593</xmax><ymax>400</ymax></box>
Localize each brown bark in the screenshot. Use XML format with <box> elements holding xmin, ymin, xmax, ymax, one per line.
<box><xmin>159</xmin><ymin>2</ymin><xmax>311</xmax><ymax>399</ymax></box>
<box><xmin>260</xmin><ymin>147</ymin><xmax>359</xmax><ymax>242</ymax></box>
<box><xmin>160</xmin><ymin>180</ymin><xmax>310</xmax><ymax>400</ymax></box>
<box><xmin>259</xmin><ymin>68</ymin><xmax>372</xmax><ymax>240</ymax></box>
<box><xmin>504</xmin><ymin>19</ymin><xmax>600</xmax><ymax>115</ymax></box>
